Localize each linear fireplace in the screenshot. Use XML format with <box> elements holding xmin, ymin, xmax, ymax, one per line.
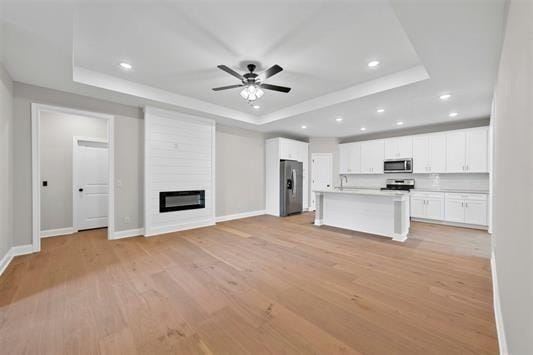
<box><xmin>159</xmin><ymin>190</ymin><xmax>206</xmax><ymax>213</ymax></box>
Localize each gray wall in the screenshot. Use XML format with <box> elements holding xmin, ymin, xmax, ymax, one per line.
<box><xmin>12</xmin><ymin>83</ymin><xmax>267</xmax><ymax>246</ymax></box>
<box><xmin>215</xmin><ymin>125</ymin><xmax>265</xmax><ymax>217</ymax></box>
<box><xmin>0</xmin><ymin>63</ymin><xmax>14</xmax><ymax>261</ymax></box>
<box><xmin>13</xmin><ymin>83</ymin><xmax>144</xmax><ymax>246</ymax></box>
<box><xmin>491</xmin><ymin>0</ymin><xmax>533</xmax><ymax>353</ymax></box>
<box><xmin>40</xmin><ymin>111</ymin><xmax>108</xmax><ymax>231</ymax></box>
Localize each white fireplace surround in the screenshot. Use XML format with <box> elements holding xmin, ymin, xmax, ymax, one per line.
<box><xmin>144</xmin><ymin>107</ymin><xmax>216</xmax><ymax>236</ymax></box>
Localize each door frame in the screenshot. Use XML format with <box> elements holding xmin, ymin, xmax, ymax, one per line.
<box><xmin>31</xmin><ymin>103</ymin><xmax>115</xmax><ymax>252</ymax></box>
<box><xmin>310</xmin><ymin>153</ymin><xmax>333</xmax><ymax>211</ymax></box>
<box><xmin>72</xmin><ymin>137</ymin><xmax>109</xmax><ymax>233</ymax></box>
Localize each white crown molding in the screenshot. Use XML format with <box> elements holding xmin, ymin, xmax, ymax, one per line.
<box><xmin>73</xmin><ymin>66</ymin><xmax>259</xmax><ymax>125</ymax></box>
<box><xmin>258</xmin><ymin>65</ymin><xmax>430</xmax><ymax>124</ymax></box>
<box><xmin>73</xmin><ymin>65</ymin><xmax>429</xmax><ymax>127</ymax></box>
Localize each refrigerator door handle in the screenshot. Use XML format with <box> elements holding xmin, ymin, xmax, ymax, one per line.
<box><xmin>291</xmin><ymin>169</ymin><xmax>297</xmax><ymax>197</ymax></box>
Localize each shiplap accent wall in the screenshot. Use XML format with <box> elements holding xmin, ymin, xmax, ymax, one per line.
<box><xmin>144</xmin><ymin>107</ymin><xmax>215</xmax><ymax>236</ymax></box>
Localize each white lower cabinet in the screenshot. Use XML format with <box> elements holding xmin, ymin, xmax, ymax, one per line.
<box><xmin>444</xmin><ymin>193</ymin><xmax>488</xmax><ymax>226</ymax></box>
<box><xmin>412</xmin><ymin>191</ymin><xmax>488</xmax><ymax>227</ymax></box>
<box><xmin>410</xmin><ymin>192</ymin><xmax>444</xmax><ymax>220</ymax></box>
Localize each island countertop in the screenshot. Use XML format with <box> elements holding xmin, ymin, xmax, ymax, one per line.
<box><xmin>313</xmin><ymin>188</ymin><xmax>409</xmax><ymax>198</ymax></box>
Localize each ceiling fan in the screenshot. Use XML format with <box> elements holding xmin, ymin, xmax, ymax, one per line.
<box><xmin>212</xmin><ymin>63</ymin><xmax>291</xmax><ymax>102</ymax></box>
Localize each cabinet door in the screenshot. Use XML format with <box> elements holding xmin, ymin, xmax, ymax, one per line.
<box><xmin>410</xmin><ymin>197</ymin><xmax>426</xmax><ymax>218</ymax></box>
<box><xmin>338</xmin><ymin>144</ymin><xmax>351</xmax><ymax>174</ymax></box>
<box><xmin>428</xmin><ymin>133</ymin><xmax>446</xmax><ymax>173</ymax></box>
<box><xmin>446</xmin><ymin>131</ymin><xmax>466</xmax><ymax>173</ymax></box>
<box><xmin>412</xmin><ymin>135</ymin><xmax>429</xmax><ymax>173</ymax></box>
<box><xmin>279</xmin><ymin>139</ymin><xmax>296</xmax><ymax>160</ymax></box>
<box><xmin>426</xmin><ymin>197</ymin><xmax>444</xmax><ymax>220</ymax></box>
<box><xmin>397</xmin><ymin>136</ymin><xmax>413</xmax><ymax>158</ymax></box>
<box><xmin>466</xmin><ymin>128</ymin><xmax>488</xmax><ymax>173</ymax></box>
<box><xmin>384</xmin><ymin>139</ymin><xmax>398</xmax><ymax>159</ymax></box>
<box><xmin>464</xmin><ymin>200</ymin><xmax>488</xmax><ymax>225</ymax></box>
<box><xmin>362</xmin><ymin>140</ymin><xmax>384</xmax><ymax>174</ymax></box>
<box><xmin>349</xmin><ymin>142</ymin><xmax>362</xmax><ymax>173</ymax></box>
<box><xmin>444</xmin><ymin>199</ymin><xmax>465</xmax><ymax>222</ymax></box>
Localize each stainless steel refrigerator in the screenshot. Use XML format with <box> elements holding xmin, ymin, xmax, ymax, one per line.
<box><xmin>280</xmin><ymin>159</ymin><xmax>303</xmax><ymax>216</ymax></box>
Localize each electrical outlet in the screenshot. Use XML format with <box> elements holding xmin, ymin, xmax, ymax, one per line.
<box><xmin>116</xmin><ymin>179</ymin><xmax>123</xmax><ymax>188</ymax></box>
<box><xmin>124</xmin><ymin>216</ymin><xmax>130</xmax><ymax>223</ymax></box>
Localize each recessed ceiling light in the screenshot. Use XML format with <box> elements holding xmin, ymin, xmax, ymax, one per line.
<box><xmin>396</xmin><ymin>121</ymin><xmax>404</xmax><ymax>126</ymax></box>
<box><xmin>253</xmin><ymin>104</ymin><xmax>261</xmax><ymax>109</ymax></box>
<box><xmin>439</xmin><ymin>93</ymin><xmax>451</xmax><ymax>100</ymax></box>
<box><xmin>368</xmin><ymin>60</ymin><xmax>380</xmax><ymax>68</ymax></box>
<box><xmin>376</xmin><ymin>108</ymin><xmax>385</xmax><ymax>113</ymax></box>
<box><xmin>360</xmin><ymin>127</ymin><xmax>367</xmax><ymax>131</ymax></box>
<box><xmin>449</xmin><ymin>112</ymin><xmax>458</xmax><ymax>117</ymax></box>
<box><xmin>335</xmin><ymin>117</ymin><xmax>343</xmax><ymax>122</ymax></box>
<box><xmin>119</xmin><ymin>62</ymin><xmax>133</xmax><ymax>70</ymax></box>
<box><xmin>301</xmin><ymin>125</ymin><xmax>307</xmax><ymax>129</ymax></box>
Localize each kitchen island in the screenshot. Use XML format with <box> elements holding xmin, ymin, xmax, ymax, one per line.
<box><xmin>313</xmin><ymin>189</ymin><xmax>410</xmax><ymax>242</ymax></box>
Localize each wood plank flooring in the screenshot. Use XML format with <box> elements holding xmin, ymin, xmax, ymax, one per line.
<box><xmin>0</xmin><ymin>213</ymin><xmax>497</xmax><ymax>354</ymax></box>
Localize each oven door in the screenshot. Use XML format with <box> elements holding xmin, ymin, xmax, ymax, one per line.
<box><xmin>384</xmin><ymin>159</ymin><xmax>413</xmax><ymax>173</ymax></box>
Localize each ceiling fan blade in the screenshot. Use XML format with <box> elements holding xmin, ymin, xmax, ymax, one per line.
<box><xmin>260</xmin><ymin>83</ymin><xmax>291</xmax><ymax>93</ymax></box>
<box><xmin>212</xmin><ymin>84</ymin><xmax>244</xmax><ymax>91</ymax></box>
<box><xmin>258</xmin><ymin>64</ymin><xmax>283</xmax><ymax>82</ymax></box>
<box><xmin>217</xmin><ymin>65</ymin><xmax>243</xmax><ymax>80</ymax></box>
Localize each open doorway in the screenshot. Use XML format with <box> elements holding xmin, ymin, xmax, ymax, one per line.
<box><xmin>31</xmin><ymin>104</ymin><xmax>114</xmax><ymax>252</ymax></box>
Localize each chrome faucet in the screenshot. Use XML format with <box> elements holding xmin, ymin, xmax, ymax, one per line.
<box><xmin>340</xmin><ymin>175</ymin><xmax>348</xmax><ymax>190</ymax></box>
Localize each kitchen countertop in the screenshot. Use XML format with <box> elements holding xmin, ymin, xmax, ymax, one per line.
<box><xmin>334</xmin><ymin>186</ymin><xmax>488</xmax><ymax>194</ymax></box>
<box><xmin>314</xmin><ymin>188</ymin><xmax>409</xmax><ymax>197</ymax></box>
<box><xmin>412</xmin><ymin>188</ymin><xmax>489</xmax><ymax>194</ymax></box>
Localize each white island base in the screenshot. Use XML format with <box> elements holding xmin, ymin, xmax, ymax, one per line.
<box><xmin>314</xmin><ymin>189</ymin><xmax>410</xmax><ymax>242</ymax></box>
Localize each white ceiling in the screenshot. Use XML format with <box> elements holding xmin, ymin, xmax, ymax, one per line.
<box><xmin>0</xmin><ymin>0</ymin><xmax>506</xmax><ymax>138</ymax></box>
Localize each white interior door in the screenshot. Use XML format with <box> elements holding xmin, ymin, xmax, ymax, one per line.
<box><xmin>311</xmin><ymin>153</ymin><xmax>333</xmax><ymax>210</ymax></box>
<box><xmin>75</xmin><ymin>140</ymin><xmax>109</xmax><ymax>230</ymax></box>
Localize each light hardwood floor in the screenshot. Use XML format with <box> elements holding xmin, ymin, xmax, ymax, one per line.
<box><xmin>0</xmin><ymin>213</ymin><xmax>497</xmax><ymax>354</ymax></box>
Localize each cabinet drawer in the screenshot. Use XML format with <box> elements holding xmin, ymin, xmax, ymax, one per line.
<box><xmin>411</xmin><ymin>191</ymin><xmax>444</xmax><ymax>199</ymax></box>
<box><xmin>445</xmin><ymin>193</ymin><xmax>487</xmax><ymax>201</ymax></box>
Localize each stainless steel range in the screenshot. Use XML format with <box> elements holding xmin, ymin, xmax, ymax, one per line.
<box><xmin>380</xmin><ymin>179</ymin><xmax>415</xmax><ymax>191</ymax></box>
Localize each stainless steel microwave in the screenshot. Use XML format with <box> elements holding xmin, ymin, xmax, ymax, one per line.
<box><xmin>384</xmin><ymin>158</ymin><xmax>413</xmax><ymax>173</ymax></box>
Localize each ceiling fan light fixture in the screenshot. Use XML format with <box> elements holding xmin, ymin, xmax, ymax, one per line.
<box><xmin>240</xmin><ymin>85</ymin><xmax>264</xmax><ymax>102</ymax></box>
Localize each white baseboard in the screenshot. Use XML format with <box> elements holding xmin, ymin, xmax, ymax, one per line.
<box><xmin>145</xmin><ymin>219</ymin><xmax>215</xmax><ymax>237</ymax></box>
<box><xmin>41</xmin><ymin>227</ymin><xmax>75</xmax><ymax>238</ymax></box>
<box><xmin>0</xmin><ymin>244</ymin><xmax>34</xmax><ymax>277</ymax></box>
<box><xmin>491</xmin><ymin>251</ymin><xmax>508</xmax><ymax>355</ymax></box>
<box><xmin>411</xmin><ymin>218</ymin><xmax>488</xmax><ymax>230</ymax></box>
<box><xmin>111</xmin><ymin>228</ymin><xmax>144</xmax><ymax>240</ymax></box>
<box><xmin>215</xmin><ymin>210</ymin><xmax>266</xmax><ymax>223</ymax></box>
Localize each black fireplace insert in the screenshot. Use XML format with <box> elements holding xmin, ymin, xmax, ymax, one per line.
<box><xmin>159</xmin><ymin>190</ymin><xmax>205</xmax><ymax>213</ymax></box>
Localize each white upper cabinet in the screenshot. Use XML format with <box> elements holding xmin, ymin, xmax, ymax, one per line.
<box><xmin>384</xmin><ymin>136</ymin><xmax>413</xmax><ymax>159</ymax></box>
<box><xmin>338</xmin><ymin>144</ymin><xmax>350</xmax><ymax>174</ymax></box>
<box><xmin>446</xmin><ymin>131</ymin><xmax>467</xmax><ymax>172</ymax></box>
<box><xmin>279</xmin><ymin>139</ymin><xmax>299</xmax><ymax>160</ymax></box>
<box><xmin>361</xmin><ymin>140</ymin><xmax>384</xmax><ymax>174</ymax></box>
<box><xmin>412</xmin><ymin>133</ymin><xmax>446</xmax><ymax>173</ymax></box>
<box><xmin>446</xmin><ymin>127</ymin><xmax>488</xmax><ymax>173</ymax></box>
<box><xmin>465</xmin><ymin>128</ymin><xmax>488</xmax><ymax>173</ymax></box>
<box><xmin>338</xmin><ymin>127</ymin><xmax>488</xmax><ymax>175</ymax></box>
<box><xmin>339</xmin><ymin>142</ymin><xmax>361</xmax><ymax>174</ymax></box>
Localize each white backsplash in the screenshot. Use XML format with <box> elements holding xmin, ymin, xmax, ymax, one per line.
<box><xmin>343</xmin><ymin>173</ymin><xmax>489</xmax><ymax>192</ymax></box>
